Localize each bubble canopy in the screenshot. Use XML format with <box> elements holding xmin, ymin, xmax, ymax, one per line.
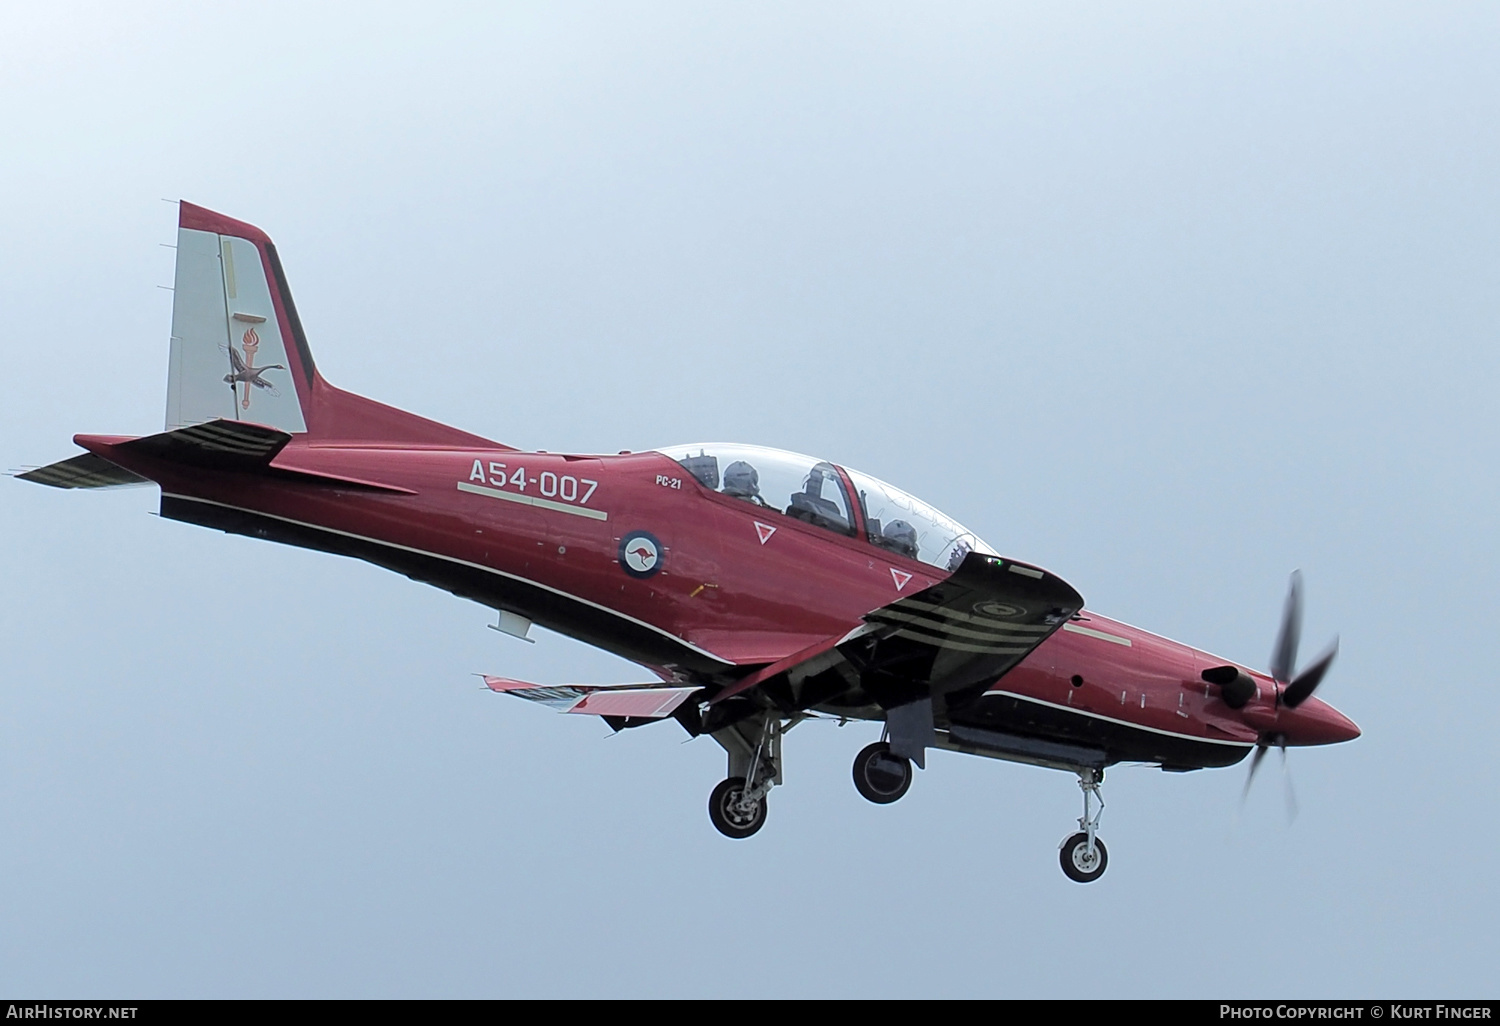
<box><xmin>655</xmin><ymin>443</ymin><xmax>996</xmax><ymax>571</ymax></box>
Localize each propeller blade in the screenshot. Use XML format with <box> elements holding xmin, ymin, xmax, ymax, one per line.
<box><xmin>1282</xmin><ymin>637</ymin><xmax>1339</xmax><ymax>708</ymax></box>
<box><xmin>1269</xmin><ymin>571</ymin><xmax>1303</xmax><ymax>683</ymax></box>
<box><xmin>1241</xmin><ymin>744</ymin><xmax>1269</xmax><ymax>805</ymax></box>
<box><xmin>1278</xmin><ymin>738</ymin><xmax>1299</xmax><ymax>822</ymax></box>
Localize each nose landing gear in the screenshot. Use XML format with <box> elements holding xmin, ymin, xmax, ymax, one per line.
<box><xmin>1059</xmin><ymin>768</ymin><xmax>1108</xmax><ymax>883</ymax></box>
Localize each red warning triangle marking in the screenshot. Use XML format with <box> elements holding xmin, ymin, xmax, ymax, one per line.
<box><xmin>754</xmin><ymin>521</ymin><xmax>776</xmax><ymax>545</ymax></box>
<box><xmin>891</xmin><ymin>568</ymin><xmax>913</xmax><ymax>591</ymax></box>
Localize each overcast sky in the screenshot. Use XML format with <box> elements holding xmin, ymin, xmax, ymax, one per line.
<box><xmin>2</xmin><ymin>2</ymin><xmax>1496</xmax><ymax>998</ymax></box>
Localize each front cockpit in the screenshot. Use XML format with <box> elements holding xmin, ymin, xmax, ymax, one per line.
<box><xmin>655</xmin><ymin>443</ymin><xmax>995</xmax><ymax>572</ymax></box>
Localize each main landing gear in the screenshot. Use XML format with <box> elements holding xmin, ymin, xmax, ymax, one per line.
<box><xmin>707</xmin><ymin>719</ymin><xmax>919</xmax><ymax>837</ymax></box>
<box><xmin>851</xmin><ymin>741</ymin><xmax>913</xmax><ymax>804</ymax></box>
<box><xmin>1059</xmin><ymin>768</ymin><xmax>1108</xmax><ymax>883</ymax></box>
<box><xmin>708</xmin><ymin>776</ymin><xmax>767</xmax><ymax>839</ymax></box>
<box><xmin>707</xmin><ymin>714</ymin><xmax>786</xmax><ymax>840</ymax></box>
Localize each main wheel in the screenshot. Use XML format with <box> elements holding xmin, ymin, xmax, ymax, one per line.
<box><xmin>852</xmin><ymin>741</ymin><xmax>913</xmax><ymax>805</ymax></box>
<box><xmin>1059</xmin><ymin>832</ymin><xmax>1108</xmax><ymax>883</ymax></box>
<box><xmin>708</xmin><ymin>777</ymin><xmax>767</xmax><ymax>839</ymax></box>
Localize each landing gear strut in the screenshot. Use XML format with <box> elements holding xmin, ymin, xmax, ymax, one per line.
<box><xmin>1059</xmin><ymin>768</ymin><xmax>1108</xmax><ymax>883</ymax></box>
<box><xmin>707</xmin><ymin>715</ymin><xmax>782</xmax><ymax>840</ymax></box>
<box><xmin>851</xmin><ymin>741</ymin><xmax>912</xmax><ymax>804</ymax></box>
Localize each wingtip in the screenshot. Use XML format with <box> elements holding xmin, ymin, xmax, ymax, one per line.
<box><xmin>480</xmin><ymin>675</ymin><xmax>538</xmax><ymax>693</ymax></box>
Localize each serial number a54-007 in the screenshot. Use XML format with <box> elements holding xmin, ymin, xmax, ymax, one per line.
<box><xmin>465</xmin><ymin>460</ymin><xmax>599</xmax><ymax>505</ymax></box>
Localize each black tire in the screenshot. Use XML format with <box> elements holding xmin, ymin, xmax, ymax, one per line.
<box><xmin>1059</xmin><ymin>832</ymin><xmax>1108</xmax><ymax>883</ymax></box>
<box><xmin>852</xmin><ymin>741</ymin><xmax>913</xmax><ymax>805</ymax></box>
<box><xmin>708</xmin><ymin>777</ymin><xmax>767</xmax><ymax>839</ymax></box>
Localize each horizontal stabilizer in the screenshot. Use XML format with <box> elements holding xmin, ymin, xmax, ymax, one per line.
<box><xmin>16</xmin><ymin>453</ymin><xmax>148</xmax><ymax>490</ymax></box>
<box><xmin>483</xmin><ymin>676</ymin><xmax>700</xmax><ymax>719</ymax></box>
<box><xmin>121</xmin><ymin>418</ymin><xmax>291</xmax><ymax>470</ymax></box>
<box><xmin>60</xmin><ymin>419</ymin><xmax>414</xmax><ymax>494</ymax></box>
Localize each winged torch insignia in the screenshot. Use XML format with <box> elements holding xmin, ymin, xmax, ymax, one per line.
<box><xmin>221</xmin><ymin>327</ymin><xmax>285</xmax><ymax>414</ymax></box>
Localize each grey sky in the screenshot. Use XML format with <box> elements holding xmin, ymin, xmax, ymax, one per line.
<box><xmin>2</xmin><ymin>2</ymin><xmax>1496</xmax><ymax>997</ymax></box>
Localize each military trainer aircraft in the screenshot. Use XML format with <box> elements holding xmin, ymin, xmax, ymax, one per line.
<box><xmin>19</xmin><ymin>202</ymin><xmax>1360</xmax><ymax>881</ymax></box>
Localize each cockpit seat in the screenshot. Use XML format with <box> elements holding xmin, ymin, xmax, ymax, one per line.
<box><xmin>786</xmin><ymin>490</ymin><xmax>850</xmax><ymax>533</ymax></box>
<box><xmin>680</xmin><ymin>452</ymin><xmax>719</xmax><ymax>490</ymax></box>
<box><xmin>946</xmin><ymin>539</ymin><xmax>972</xmax><ymax>571</ymax></box>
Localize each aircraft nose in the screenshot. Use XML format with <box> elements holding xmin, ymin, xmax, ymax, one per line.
<box><xmin>1281</xmin><ymin>696</ymin><xmax>1361</xmax><ymax>746</ymax></box>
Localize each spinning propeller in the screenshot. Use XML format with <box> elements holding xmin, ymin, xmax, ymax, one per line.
<box><xmin>1203</xmin><ymin>571</ymin><xmax>1343</xmax><ymax>818</ymax></box>
<box><xmin>1240</xmin><ymin>735</ymin><xmax>1299</xmax><ymax>821</ymax></box>
<box><xmin>1270</xmin><ymin>572</ymin><xmax>1340</xmax><ymax>712</ymax></box>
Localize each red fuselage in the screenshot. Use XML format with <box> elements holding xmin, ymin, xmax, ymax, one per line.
<box><xmin>75</xmin><ymin>431</ymin><xmax>1360</xmax><ymax>770</ymax></box>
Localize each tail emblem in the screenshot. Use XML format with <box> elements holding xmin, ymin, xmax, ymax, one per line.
<box><xmin>221</xmin><ymin>327</ymin><xmax>286</xmax><ymax>414</ymax></box>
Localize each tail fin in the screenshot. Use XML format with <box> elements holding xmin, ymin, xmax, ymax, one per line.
<box><xmin>165</xmin><ymin>202</ymin><xmax>498</xmax><ymax>448</ymax></box>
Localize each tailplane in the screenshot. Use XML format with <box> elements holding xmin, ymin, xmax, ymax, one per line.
<box><xmin>16</xmin><ymin>452</ymin><xmax>148</xmax><ymax>489</ymax></box>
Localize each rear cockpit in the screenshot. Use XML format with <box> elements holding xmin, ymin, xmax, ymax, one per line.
<box><xmin>656</xmin><ymin>442</ymin><xmax>995</xmax><ymax>571</ymax></box>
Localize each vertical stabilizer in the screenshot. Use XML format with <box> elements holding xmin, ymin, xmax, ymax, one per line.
<box><xmin>166</xmin><ymin>217</ymin><xmax>308</xmax><ymax>433</ymax></box>
<box><xmin>162</xmin><ymin>202</ymin><xmax>499</xmax><ymax>449</ymax></box>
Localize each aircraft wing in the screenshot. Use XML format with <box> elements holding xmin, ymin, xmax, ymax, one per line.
<box><xmin>851</xmin><ymin>552</ymin><xmax>1084</xmax><ymax>705</ymax></box>
<box><xmin>707</xmin><ymin>552</ymin><xmax>1083</xmax><ymax>763</ymax></box>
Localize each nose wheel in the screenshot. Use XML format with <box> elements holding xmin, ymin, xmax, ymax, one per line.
<box><xmin>852</xmin><ymin>741</ymin><xmax>913</xmax><ymax>804</ymax></box>
<box><xmin>1059</xmin><ymin>768</ymin><xmax>1108</xmax><ymax>883</ymax></box>
<box><xmin>1059</xmin><ymin>832</ymin><xmax>1108</xmax><ymax>882</ymax></box>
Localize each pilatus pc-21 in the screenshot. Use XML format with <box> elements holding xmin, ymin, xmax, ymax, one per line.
<box><xmin>21</xmin><ymin>203</ymin><xmax>1360</xmax><ymax>881</ymax></box>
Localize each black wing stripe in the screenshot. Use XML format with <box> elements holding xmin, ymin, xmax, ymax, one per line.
<box><xmin>888</xmin><ymin>628</ymin><xmax>1032</xmax><ymax>655</ymax></box>
<box><xmin>889</xmin><ymin>598</ymin><xmax>1053</xmax><ymax>632</ymax></box>
<box><xmin>868</xmin><ymin>608</ymin><xmax>1053</xmax><ymax>644</ymax></box>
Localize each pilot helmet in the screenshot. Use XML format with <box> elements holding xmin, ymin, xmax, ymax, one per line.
<box><xmin>884</xmin><ymin>519</ymin><xmax>919</xmax><ymax>557</ymax></box>
<box><xmin>722</xmin><ymin>461</ymin><xmax>761</xmax><ymax>498</ymax></box>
